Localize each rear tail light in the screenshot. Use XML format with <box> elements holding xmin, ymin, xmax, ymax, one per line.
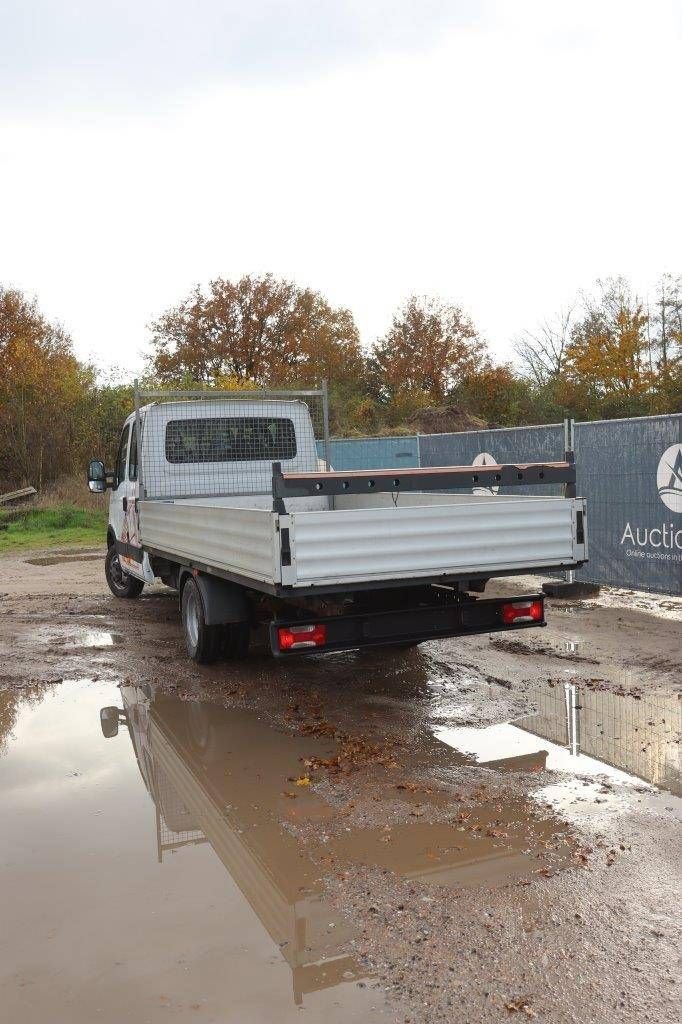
<box><xmin>501</xmin><ymin>599</ymin><xmax>544</xmax><ymax>625</ymax></box>
<box><xmin>278</xmin><ymin>623</ymin><xmax>327</xmax><ymax>650</ymax></box>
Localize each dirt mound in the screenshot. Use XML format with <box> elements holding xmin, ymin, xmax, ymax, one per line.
<box><xmin>409</xmin><ymin>404</ymin><xmax>488</xmax><ymax>435</ymax></box>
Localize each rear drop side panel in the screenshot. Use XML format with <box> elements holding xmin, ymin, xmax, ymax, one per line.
<box><xmin>279</xmin><ymin>497</ymin><xmax>587</xmax><ymax>588</ymax></box>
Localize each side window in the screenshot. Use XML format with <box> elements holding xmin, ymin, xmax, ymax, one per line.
<box><xmin>128</xmin><ymin>424</ymin><xmax>138</xmax><ymax>482</ymax></box>
<box><xmin>115</xmin><ymin>424</ymin><xmax>130</xmax><ymax>487</ymax></box>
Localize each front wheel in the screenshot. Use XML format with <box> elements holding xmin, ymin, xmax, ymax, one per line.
<box><xmin>105</xmin><ymin>545</ymin><xmax>144</xmax><ymax>599</ymax></box>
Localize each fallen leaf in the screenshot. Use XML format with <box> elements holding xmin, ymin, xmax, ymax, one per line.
<box><xmin>504</xmin><ymin>996</ymin><xmax>537</xmax><ymax>1017</ymax></box>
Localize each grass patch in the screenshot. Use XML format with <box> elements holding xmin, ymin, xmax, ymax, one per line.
<box><xmin>0</xmin><ymin>504</ymin><xmax>108</xmax><ymax>552</ymax></box>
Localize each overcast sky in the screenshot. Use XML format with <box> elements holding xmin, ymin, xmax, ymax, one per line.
<box><xmin>1</xmin><ymin>0</ymin><xmax>680</xmax><ymax>375</ymax></box>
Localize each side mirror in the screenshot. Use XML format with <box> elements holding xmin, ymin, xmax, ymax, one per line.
<box><xmin>100</xmin><ymin>706</ymin><xmax>122</xmax><ymax>738</ymax></box>
<box><xmin>88</xmin><ymin>459</ymin><xmax>107</xmax><ymax>493</ymax></box>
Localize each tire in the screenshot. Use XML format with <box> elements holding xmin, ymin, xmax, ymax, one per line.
<box><xmin>105</xmin><ymin>545</ymin><xmax>144</xmax><ymax>599</ymax></box>
<box><xmin>181</xmin><ymin>578</ymin><xmax>250</xmax><ymax>663</ymax></box>
<box><xmin>181</xmin><ymin>578</ymin><xmax>221</xmax><ymax>663</ymax></box>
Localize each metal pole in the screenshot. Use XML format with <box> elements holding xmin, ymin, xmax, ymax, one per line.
<box><xmin>564</xmin><ymin>417</ymin><xmax>575</xmax><ymax>582</ymax></box>
<box><xmin>321</xmin><ymin>378</ymin><xmax>334</xmax><ymax>509</ymax></box>
<box><xmin>134</xmin><ymin>379</ymin><xmax>144</xmax><ymax>498</ymax></box>
<box><xmin>564</xmin><ymin>682</ymin><xmax>579</xmax><ymax>756</ymax></box>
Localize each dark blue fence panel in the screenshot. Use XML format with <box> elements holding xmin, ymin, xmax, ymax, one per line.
<box><xmin>574</xmin><ymin>415</ymin><xmax>682</xmax><ymax>594</ymax></box>
<box><xmin>317</xmin><ymin>436</ymin><xmax>419</xmax><ymax>470</ymax></box>
<box><xmin>418</xmin><ymin>424</ymin><xmax>565</xmax><ymax>495</ymax></box>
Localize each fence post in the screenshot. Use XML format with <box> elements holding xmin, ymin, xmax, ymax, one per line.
<box><xmin>134</xmin><ymin>379</ymin><xmax>144</xmax><ymax>498</ymax></box>
<box><xmin>564</xmin><ymin>417</ymin><xmax>575</xmax><ymax>584</ymax></box>
<box><xmin>564</xmin><ymin>682</ymin><xmax>579</xmax><ymax>755</ymax></box>
<box><xmin>321</xmin><ymin>378</ymin><xmax>334</xmax><ymax>508</ymax></box>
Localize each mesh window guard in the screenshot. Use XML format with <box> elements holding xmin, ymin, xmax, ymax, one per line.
<box><xmin>133</xmin><ymin>383</ymin><xmax>330</xmax><ymax>502</ymax></box>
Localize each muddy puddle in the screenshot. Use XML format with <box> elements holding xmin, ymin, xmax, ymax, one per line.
<box><xmin>0</xmin><ymin>678</ymin><xmax>588</xmax><ymax>1023</ymax></box>
<box><xmin>24</xmin><ymin>554</ymin><xmax>103</xmax><ymax>566</ymax></box>
<box><xmin>0</xmin><ymin>680</ymin><xmax>380</xmax><ymax>1023</ymax></box>
<box><xmin>329</xmin><ymin>803</ymin><xmax>571</xmax><ymax>889</ymax></box>
<box><xmin>27</xmin><ymin>625</ymin><xmax>122</xmax><ymax>649</ymax></box>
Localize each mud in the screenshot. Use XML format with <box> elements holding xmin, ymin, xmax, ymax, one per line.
<box><xmin>0</xmin><ymin>546</ymin><xmax>680</xmax><ymax>1023</ymax></box>
<box><xmin>24</xmin><ymin>553</ymin><xmax>104</xmax><ymax>566</ymax></box>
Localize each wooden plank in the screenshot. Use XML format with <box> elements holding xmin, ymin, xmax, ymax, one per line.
<box><xmin>0</xmin><ymin>486</ymin><xmax>37</xmax><ymax>505</ymax></box>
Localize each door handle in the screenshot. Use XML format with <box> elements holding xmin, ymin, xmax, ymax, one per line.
<box><xmin>122</xmin><ymin>497</ymin><xmax>128</xmax><ymax>512</ymax></box>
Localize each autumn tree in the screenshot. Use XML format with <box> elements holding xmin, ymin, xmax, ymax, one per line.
<box><xmin>148</xmin><ymin>274</ymin><xmax>365</xmax><ymax>390</ymax></box>
<box><xmin>0</xmin><ymin>287</ymin><xmax>93</xmax><ymax>488</ymax></box>
<box><xmin>369</xmin><ymin>296</ymin><xmax>487</xmax><ymax>418</ymax></box>
<box><xmin>452</xmin><ymin>363</ymin><xmax>549</xmax><ymax>427</ymax></box>
<box><xmin>559</xmin><ymin>278</ymin><xmax>653</xmax><ymax>418</ymax></box>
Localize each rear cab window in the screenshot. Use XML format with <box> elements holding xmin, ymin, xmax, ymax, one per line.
<box><xmin>128</xmin><ymin>424</ymin><xmax>138</xmax><ymax>481</ymax></box>
<box><xmin>164</xmin><ymin>417</ymin><xmax>297</xmax><ymax>464</ymax></box>
<box><xmin>116</xmin><ymin>424</ymin><xmax>130</xmax><ymax>485</ymax></box>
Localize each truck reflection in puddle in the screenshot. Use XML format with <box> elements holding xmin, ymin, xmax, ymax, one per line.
<box><xmin>101</xmin><ymin>684</ymin><xmax>363</xmax><ymax>1006</ymax></box>
<box><xmin>101</xmin><ymin>686</ymin><xmax>575</xmax><ymax>1007</ymax></box>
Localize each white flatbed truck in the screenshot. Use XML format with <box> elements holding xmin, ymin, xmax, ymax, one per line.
<box><xmin>87</xmin><ymin>388</ymin><xmax>587</xmax><ymax>662</ymax></box>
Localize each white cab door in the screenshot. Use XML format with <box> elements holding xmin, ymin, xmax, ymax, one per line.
<box><xmin>109</xmin><ymin>422</ymin><xmax>131</xmax><ymax>547</ymax></box>
<box><xmin>123</xmin><ymin>416</ymin><xmax>154</xmax><ymax>583</ymax></box>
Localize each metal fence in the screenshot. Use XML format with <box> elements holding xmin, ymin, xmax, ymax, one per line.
<box><xmin>319</xmin><ymin>413</ymin><xmax>682</xmax><ymax>595</ymax></box>
<box><xmin>315</xmin><ymin>434</ymin><xmax>419</xmax><ymax>470</ymax></box>
<box><xmin>573</xmin><ymin>415</ymin><xmax>682</xmax><ymax>593</ymax></box>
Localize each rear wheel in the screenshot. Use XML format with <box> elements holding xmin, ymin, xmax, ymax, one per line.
<box><xmin>181</xmin><ymin>578</ymin><xmax>250</xmax><ymax>663</ymax></box>
<box><xmin>105</xmin><ymin>545</ymin><xmax>144</xmax><ymax>599</ymax></box>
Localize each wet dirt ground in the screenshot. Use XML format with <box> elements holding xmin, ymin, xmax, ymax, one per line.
<box><xmin>0</xmin><ymin>548</ymin><xmax>680</xmax><ymax>1023</ymax></box>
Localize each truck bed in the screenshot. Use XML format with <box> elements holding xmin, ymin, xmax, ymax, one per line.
<box><xmin>140</xmin><ymin>493</ymin><xmax>587</xmax><ymax>593</ymax></box>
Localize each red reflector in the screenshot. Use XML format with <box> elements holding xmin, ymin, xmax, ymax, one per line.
<box><xmin>278</xmin><ymin>623</ymin><xmax>327</xmax><ymax>650</ymax></box>
<box><xmin>501</xmin><ymin>600</ymin><xmax>543</xmax><ymax>625</ymax></box>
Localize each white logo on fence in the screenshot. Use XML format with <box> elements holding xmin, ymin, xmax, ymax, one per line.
<box><xmin>656</xmin><ymin>443</ymin><xmax>682</xmax><ymax>513</ymax></box>
<box><xmin>472</xmin><ymin>452</ymin><xmax>499</xmax><ymax>495</ymax></box>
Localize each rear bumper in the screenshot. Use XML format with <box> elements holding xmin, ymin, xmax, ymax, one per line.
<box><xmin>270</xmin><ymin>593</ymin><xmax>545</xmax><ymax>656</ymax></box>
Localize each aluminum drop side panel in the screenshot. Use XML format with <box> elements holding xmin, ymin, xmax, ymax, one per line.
<box><xmin>287</xmin><ymin>498</ymin><xmax>579</xmax><ymax>585</ymax></box>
